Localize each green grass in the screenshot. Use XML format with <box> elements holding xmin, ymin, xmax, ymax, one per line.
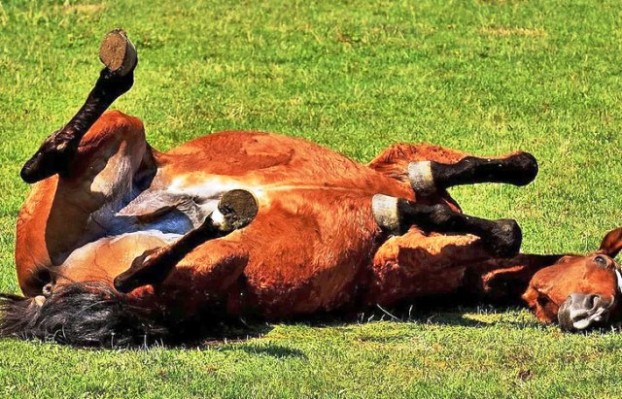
<box><xmin>1</xmin><ymin>0</ymin><xmax>622</xmax><ymax>397</ymax></box>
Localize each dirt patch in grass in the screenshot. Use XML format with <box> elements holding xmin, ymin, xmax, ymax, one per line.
<box><xmin>57</xmin><ymin>3</ymin><xmax>106</xmax><ymax>15</ymax></box>
<box><xmin>480</xmin><ymin>26</ymin><xmax>547</xmax><ymax>37</ymax></box>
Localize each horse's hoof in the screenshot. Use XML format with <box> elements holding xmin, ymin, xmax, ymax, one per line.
<box><xmin>486</xmin><ymin>219</ymin><xmax>523</xmax><ymax>258</ymax></box>
<box><xmin>99</xmin><ymin>29</ymin><xmax>137</xmax><ymax>77</ymax></box>
<box><xmin>503</xmin><ymin>152</ymin><xmax>539</xmax><ymax>187</ymax></box>
<box><xmin>213</xmin><ymin>189</ymin><xmax>259</xmax><ymax>232</ymax></box>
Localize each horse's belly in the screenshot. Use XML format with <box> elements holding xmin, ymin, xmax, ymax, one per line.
<box><xmin>229</xmin><ymin>191</ymin><xmax>382</xmax><ymax>318</ymax></box>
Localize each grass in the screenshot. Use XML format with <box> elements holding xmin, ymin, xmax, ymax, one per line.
<box><xmin>1</xmin><ymin>0</ymin><xmax>622</xmax><ymax>397</ymax></box>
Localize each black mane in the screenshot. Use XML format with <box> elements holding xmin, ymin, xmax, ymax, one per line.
<box><xmin>0</xmin><ymin>283</ymin><xmax>168</xmax><ymax>347</ymax></box>
<box><xmin>0</xmin><ymin>282</ymin><xmax>259</xmax><ymax>347</ymax></box>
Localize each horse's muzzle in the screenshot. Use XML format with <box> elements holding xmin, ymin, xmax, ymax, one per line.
<box><xmin>558</xmin><ymin>293</ymin><xmax>614</xmax><ymax>331</ymax></box>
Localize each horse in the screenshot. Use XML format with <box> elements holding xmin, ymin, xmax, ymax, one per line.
<box><xmin>1</xmin><ymin>31</ymin><xmax>620</xmax><ymax>346</ymax></box>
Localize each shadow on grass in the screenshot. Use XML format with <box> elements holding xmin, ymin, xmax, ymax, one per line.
<box><xmin>185</xmin><ymin>292</ymin><xmax>544</xmax><ymax>348</ymax></box>
<box><xmin>0</xmin><ymin>286</ymin><xmax>538</xmax><ymax>350</ymax></box>
<box><xmin>219</xmin><ymin>343</ymin><xmax>308</xmax><ymax>359</ymax></box>
<box><xmin>202</xmin><ymin>300</ymin><xmax>541</xmax><ymax>349</ymax></box>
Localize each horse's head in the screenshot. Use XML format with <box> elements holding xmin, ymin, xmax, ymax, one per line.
<box><xmin>523</xmin><ymin>227</ymin><xmax>622</xmax><ymax>331</ymax></box>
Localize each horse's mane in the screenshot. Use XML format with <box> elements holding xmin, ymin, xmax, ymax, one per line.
<box><xmin>0</xmin><ymin>283</ymin><xmax>168</xmax><ymax>347</ymax></box>
<box><xmin>0</xmin><ymin>281</ymin><xmax>258</xmax><ymax>347</ymax></box>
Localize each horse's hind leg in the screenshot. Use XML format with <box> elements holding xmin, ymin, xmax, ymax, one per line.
<box><xmin>408</xmin><ymin>152</ymin><xmax>538</xmax><ymax>197</ymax></box>
<box><xmin>368</xmin><ymin>143</ymin><xmax>538</xmax><ymax>197</ymax></box>
<box><xmin>21</xmin><ymin>30</ymin><xmax>137</xmax><ymax>184</ymax></box>
<box><xmin>16</xmin><ymin>111</ymin><xmax>152</xmax><ymax>296</ymax></box>
<box><xmin>372</xmin><ymin>194</ymin><xmax>521</xmax><ymax>257</ymax></box>
<box><xmin>15</xmin><ymin>30</ymin><xmax>148</xmax><ymax>296</ymax></box>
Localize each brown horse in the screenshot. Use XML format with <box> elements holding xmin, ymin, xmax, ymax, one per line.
<box><xmin>1</xmin><ymin>31</ymin><xmax>620</xmax><ymax>346</ymax></box>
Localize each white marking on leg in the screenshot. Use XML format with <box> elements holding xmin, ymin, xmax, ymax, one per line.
<box><xmin>408</xmin><ymin>161</ymin><xmax>436</xmax><ymax>196</ymax></box>
<box><xmin>210</xmin><ymin>207</ymin><xmax>229</xmax><ymax>231</ymax></box>
<box><xmin>371</xmin><ymin>194</ymin><xmax>400</xmax><ymax>232</ymax></box>
<box><xmin>34</xmin><ymin>295</ymin><xmax>46</xmax><ymax>307</ymax></box>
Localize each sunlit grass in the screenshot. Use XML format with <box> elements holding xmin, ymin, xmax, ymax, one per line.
<box><xmin>1</xmin><ymin>0</ymin><xmax>622</xmax><ymax>397</ymax></box>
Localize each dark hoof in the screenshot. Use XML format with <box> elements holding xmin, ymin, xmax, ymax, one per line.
<box><xmin>99</xmin><ymin>29</ymin><xmax>137</xmax><ymax>77</ymax></box>
<box><xmin>485</xmin><ymin>219</ymin><xmax>522</xmax><ymax>258</ymax></box>
<box><xmin>505</xmin><ymin>152</ymin><xmax>538</xmax><ymax>186</ymax></box>
<box><xmin>215</xmin><ymin>189</ymin><xmax>259</xmax><ymax>232</ymax></box>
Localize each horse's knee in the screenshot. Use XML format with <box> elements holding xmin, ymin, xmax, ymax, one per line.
<box><xmin>368</xmin><ymin>143</ymin><xmax>468</xmax><ymax>173</ymax></box>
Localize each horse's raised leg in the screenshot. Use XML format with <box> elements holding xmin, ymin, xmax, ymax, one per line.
<box><xmin>15</xmin><ymin>31</ymin><xmax>151</xmax><ymax>296</ymax></box>
<box><xmin>114</xmin><ymin>190</ymin><xmax>259</xmax><ymax>293</ymax></box>
<box><xmin>408</xmin><ymin>152</ymin><xmax>538</xmax><ymax>197</ymax></box>
<box><xmin>16</xmin><ymin>110</ymin><xmax>152</xmax><ymax>296</ymax></box>
<box><xmin>21</xmin><ymin>29</ymin><xmax>137</xmax><ymax>184</ymax></box>
<box><xmin>372</xmin><ymin>194</ymin><xmax>521</xmax><ymax>257</ymax></box>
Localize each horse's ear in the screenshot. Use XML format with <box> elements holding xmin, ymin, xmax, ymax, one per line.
<box><xmin>599</xmin><ymin>227</ymin><xmax>622</xmax><ymax>258</ymax></box>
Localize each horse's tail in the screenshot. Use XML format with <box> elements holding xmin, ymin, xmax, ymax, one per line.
<box><xmin>0</xmin><ymin>282</ymin><xmax>169</xmax><ymax>347</ymax></box>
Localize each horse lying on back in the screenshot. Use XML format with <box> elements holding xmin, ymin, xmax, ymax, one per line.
<box><xmin>2</xmin><ymin>31</ymin><xmax>621</xmax><ymax>346</ymax></box>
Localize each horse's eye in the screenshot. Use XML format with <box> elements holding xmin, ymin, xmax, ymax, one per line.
<box><xmin>594</xmin><ymin>255</ymin><xmax>609</xmax><ymax>267</ymax></box>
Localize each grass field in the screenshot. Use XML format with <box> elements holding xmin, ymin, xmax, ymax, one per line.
<box><xmin>1</xmin><ymin>0</ymin><xmax>622</xmax><ymax>397</ymax></box>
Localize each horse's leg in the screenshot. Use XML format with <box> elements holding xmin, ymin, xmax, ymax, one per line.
<box><xmin>367</xmin><ymin>143</ymin><xmax>538</xmax><ymax>197</ymax></box>
<box><xmin>113</xmin><ymin>190</ymin><xmax>258</xmax><ymax>293</ymax></box>
<box><xmin>16</xmin><ymin>111</ymin><xmax>152</xmax><ymax>296</ymax></box>
<box><xmin>15</xmin><ymin>31</ymin><xmax>148</xmax><ymax>296</ymax></box>
<box><xmin>367</xmin><ymin>229</ymin><xmax>489</xmax><ymax>305</ymax></box>
<box><xmin>367</xmin><ymin>228</ymin><xmax>562</xmax><ymax>306</ymax></box>
<box><xmin>408</xmin><ymin>152</ymin><xmax>538</xmax><ymax>197</ymax></box>
<box><xmin>21</xmin><ymin>30</ymin><xmax>137</xmax><ymax>184</ymax></box>
<box><xmin>372</xmin><ymin>194</ymin><xmax>521</xmax><ymax>257</ymax></box>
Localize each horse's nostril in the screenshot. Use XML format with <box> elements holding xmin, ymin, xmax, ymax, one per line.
<box><xmin>559</xmin><ymin>293</ymin><xmax>613</xmax><ymax>332</ymax></box>
<box><xmin>583</xmin><ymin>294</ymin><xmax>606</xmax><ymax>311</ymax></box>
<box><xmin>587</xmin><ymin>294</ymin><xmax>598</xmax><ymax>308</ymax></box>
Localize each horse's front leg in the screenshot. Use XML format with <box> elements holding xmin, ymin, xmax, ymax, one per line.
<box><xmin>372</xmin><ymin>194</ymin><xmax>522</xmax><ymax>257</ymax></box>
<box><xmin>367</xmin><ymin>229</ymin><xmax>563</xmax><ymax>306</ymax></box>
<box><xmin>407</xmin><ymin>152</ymin><xmax>537</xmax><ymax>197</ymax></box>
<box><xmin>114</xmin><ymin>190</ymin><xmax>258</xmax><ymax>294</ymax></box>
